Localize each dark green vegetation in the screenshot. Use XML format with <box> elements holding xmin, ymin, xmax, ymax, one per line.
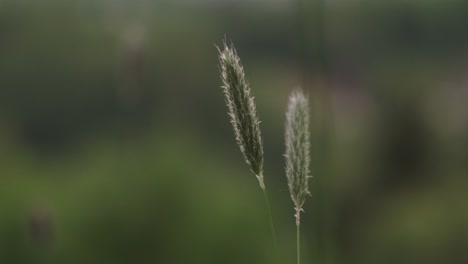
<box><xmin>1</xmin><ymin>0</ymin><xmax>468</xmax><ymax>264</ymax></box>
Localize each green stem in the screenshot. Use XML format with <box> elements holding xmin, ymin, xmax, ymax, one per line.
<box><xmin>297</xmin><ymin>223</ymin><xmax>301</xmax><ymax>264</ymax></box>
<box><xmin>261</xmin><ymin>186</ymin><xmax>279</xmax><ymax>263</ymax></box>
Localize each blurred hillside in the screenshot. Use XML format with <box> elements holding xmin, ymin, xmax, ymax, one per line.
<box><xmin>1</xmin><ymin>0</ymin><xmax>467</xmax><ymax>264</ymax></box>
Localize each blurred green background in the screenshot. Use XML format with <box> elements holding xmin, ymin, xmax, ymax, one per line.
<box><xmin>1</xmin><ymin>0</ymin><xmax>467</xmax><ymax>263</ymax></box>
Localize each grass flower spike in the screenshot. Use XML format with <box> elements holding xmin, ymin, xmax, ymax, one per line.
<box><xmin>285</xmin><ymin>89</ymin><xmax>311</xmax><ymax>264</ymax></box>
<box><xmin>285</xmin><ymin>89</ymin><xmax>311</xmax><ymax>226</ymax></box>
<box><xmin>218</xmin><ymin>42</ymin><xmax>279</xmax><ymax>261</ymax></box>
<box><xmin>218</xmin><ymin>42</ymin><xmax>265</xmax><ymax>189</ymax></box>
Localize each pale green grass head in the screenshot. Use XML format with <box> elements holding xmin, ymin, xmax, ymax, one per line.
<box><xmin>284</xmin><ymin>89</ymin><xmax>311</xmax><ymax>225</ymax></box>
<box><xmin>218</xmin><ymin>42</ymin><xmax>265</xmax><ymax>189</ymax></box>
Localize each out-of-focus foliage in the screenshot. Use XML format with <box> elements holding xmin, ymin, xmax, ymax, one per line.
<box><xmin>1</xmin><ymin>0</ymin><xmax>467</xmax><ymax>264</ymax></box>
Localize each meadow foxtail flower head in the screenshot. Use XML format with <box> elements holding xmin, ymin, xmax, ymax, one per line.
<box><xmin>285</xmin><ymin>89</ymin><xmax>311</xmax><ymax>225</ymax></box>
<box><xmin>218</xmin><ymin>42</ymin><xmax>265</xmax><ymax>189</ymax></box>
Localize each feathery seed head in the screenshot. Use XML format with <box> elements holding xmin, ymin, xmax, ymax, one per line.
<box><xmin>218</xmin><ymin>42</ymin><xmax>265</xmax><ymax>188</ymax></box>
<box><xmin>284</xmin><ymin>89</ymin><xmax>311</xmax><ymax>225</ymax></box>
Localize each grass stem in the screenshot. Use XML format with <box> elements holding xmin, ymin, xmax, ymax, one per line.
<box><xmin>297</xmin><ymin>223</ymin><xmax>301</xmax><ymax>264</ymax></box>
<box><xmin>261</xmin><ymin>184</ymin><xmax>279</xmax><ymax>263</ymax></box>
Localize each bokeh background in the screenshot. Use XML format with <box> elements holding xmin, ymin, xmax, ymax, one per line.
<box><xmin>1</xmin><ymin>0</ymin><xmax>467</xmax><ymax>263</ymax></box>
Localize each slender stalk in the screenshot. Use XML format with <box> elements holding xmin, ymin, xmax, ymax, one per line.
<box><xmin>261</xmin><ymin>184</ymin><xmax>278</xmax><ymax>262</ymax></box>
<box><xmin>297</xmin><ymin>222</ymin><xmax>301</xmax><ymax>264</ymax></box>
